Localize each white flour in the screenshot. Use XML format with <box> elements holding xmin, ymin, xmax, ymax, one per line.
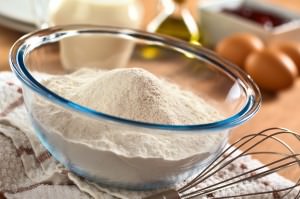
<box><xmin>33</xmin><ymin>68</ymin><xmax>225</xmax><ymax>160</ymax></box>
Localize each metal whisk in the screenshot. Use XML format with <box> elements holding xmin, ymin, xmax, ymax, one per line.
<box><xmin>144</xmin><ymin>128</ymin><xmax>300</xmax><ymax>199</ymax></box>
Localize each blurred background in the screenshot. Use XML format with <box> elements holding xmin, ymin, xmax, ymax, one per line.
<box><xmin>0</xmin><ymin>0</ymin><xmax>300</xmax><ymax>182</ymax></box>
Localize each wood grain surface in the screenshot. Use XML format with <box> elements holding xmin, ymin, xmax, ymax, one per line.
<box><xmin>0</xmin><ymin>0</ymin><xmax>299</xmax><ymax>190</ymax></box>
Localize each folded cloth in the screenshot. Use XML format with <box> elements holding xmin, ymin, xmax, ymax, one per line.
<box><xmin>0</xmin><ymin>72</ymin><xmax>298</xmax><ymax>199</ymax></box>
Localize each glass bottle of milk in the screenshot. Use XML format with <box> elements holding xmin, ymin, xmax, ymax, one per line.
<box><xmin>33</xmin><ymin>0</ymin><xmax>143</xmax><ymax>71</ymax></box>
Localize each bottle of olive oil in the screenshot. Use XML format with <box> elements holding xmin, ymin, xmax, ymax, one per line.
<box><xmin>142</xmin><ymin>0</ymin><xmax>202</xmax><ymax>59</ymax></box>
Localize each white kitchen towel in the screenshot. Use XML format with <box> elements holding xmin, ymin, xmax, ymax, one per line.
<box><xmin>0</xmin><ymin>71</ymin><xmax>299</xmax><ymax>199</ymax></box>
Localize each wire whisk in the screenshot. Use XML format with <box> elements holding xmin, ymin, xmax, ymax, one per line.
<box><xmin>144</xmin><ymin>128</ymin><xmax>300</xmax><ymax>199</ymax></box>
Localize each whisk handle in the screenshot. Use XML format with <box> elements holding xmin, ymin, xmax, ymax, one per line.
<box><xmin>143</xmin><ymin>189</ymin><xmax>181</xmax><ymax>199</ymax></box>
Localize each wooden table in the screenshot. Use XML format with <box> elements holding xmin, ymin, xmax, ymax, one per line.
<box><xmin>0</xmin><ymin>0</ymin><xmax>300</xmax><ymax>184</ymax></box>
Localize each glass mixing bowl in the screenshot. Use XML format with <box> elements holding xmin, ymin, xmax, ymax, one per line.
<box><xmin>9</xmin><ymin>25</ymin><xmax>261</xmax><ymax>190</ymax></box>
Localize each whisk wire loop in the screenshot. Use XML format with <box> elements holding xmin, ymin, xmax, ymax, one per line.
<box><xmin>144</xmin><ymin>128</ymin><xmax>300</xmax><ymax>199</ymax></box>
<box><xmin>179</xmin><ymin>128</ymin><xmax>300</xmax><ymax>193</ymax></box>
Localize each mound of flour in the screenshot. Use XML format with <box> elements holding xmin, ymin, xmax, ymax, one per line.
<box><xmin>33</xmin><ymin>68</ymin><xmax>225</xmax><ymax>160</ymax></box>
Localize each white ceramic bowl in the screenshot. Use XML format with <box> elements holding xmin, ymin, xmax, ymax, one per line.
<box><xmin>200</xmin><ymin>0</ymin><xmax>300</xmax><ymax>47</ymax></box>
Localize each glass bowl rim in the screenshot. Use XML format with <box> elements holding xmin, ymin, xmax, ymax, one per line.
<box><xmin>9</xmin><ymin>25</ymin><xmax>261</xmax><ymax>132</ymax></box>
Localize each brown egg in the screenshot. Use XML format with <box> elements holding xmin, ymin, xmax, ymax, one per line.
<box><xmin>216</xmin><ymin>33</ymin><xmax>264</xmax><ymax>68</ymax></box>
<box><xmin>245</xmin><ymin>49</ymin><xmax>298</xmax><ymax>92</ymax></box>
<box><xmin>269</xmin><ymin>41</ymin><xmax>300</xmax><ymax>73</ymax></box>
